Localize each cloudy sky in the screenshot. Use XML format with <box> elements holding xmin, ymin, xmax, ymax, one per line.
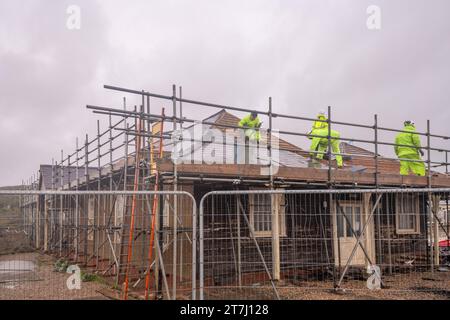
<box><xmin>0</xmin><ymin>0</ymin><xmax>449</xmax><ymax>186</ymax></box>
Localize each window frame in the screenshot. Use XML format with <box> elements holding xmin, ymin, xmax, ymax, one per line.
<box><xmin>395</xmin><ymin>194</ymin><xmax>421</xmax><ymax>235</ymax></box>
<box><xmin>334</xmin><ymin>200</ymin><xmax>364</xmax><ymax>239</ymax></box>
<box><xmin>248</xmin><ymin>193</ymin><xmax>286</xmax><ymax>238</ymax></box>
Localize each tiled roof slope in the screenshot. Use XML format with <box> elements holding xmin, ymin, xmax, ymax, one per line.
<box><xmin>211</xmin><ymin>110</ymin><xmax>403</xmax><ymax>173</ymax></box>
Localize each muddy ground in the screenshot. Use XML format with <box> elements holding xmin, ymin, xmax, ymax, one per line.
<box><xmin>1</xmin><ymin>250</ymin><xmax>449</xmax><ymax>300</ymax></box>
<box><xmin>0</xmin><ymin>252</ymin><xmax>110</xmax><ymax>300</ymax></box>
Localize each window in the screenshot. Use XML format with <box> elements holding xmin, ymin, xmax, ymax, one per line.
<box><xmin>439</xmin><ymin>202</ymin><xmax>449</xmax><ymax>226</ymax></box>
<box><xmin>336</xmin><ymin>204</ymin><xmax>363</xmax><ymax>238</ymax></box>
<box><xmin>396</xmin><ymin>194</ymin><xmax>420</xmax><ymax>234</ymax></box>
<box><xmin>249</xmin><ymin>193</ymin><xmax>286</xmax><ymax>237</ymax></box>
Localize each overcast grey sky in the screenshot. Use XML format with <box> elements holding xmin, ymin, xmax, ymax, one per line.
<box><xmin>0</xmin><ymin>0</ymin><xmax>449</xmax><ymax>186</ymax></box>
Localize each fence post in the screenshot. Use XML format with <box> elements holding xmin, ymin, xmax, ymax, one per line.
<box><xmin>236</xmin><ymin>196</ymin><xmax>242</xmax><ymax>287</ymax></box>
<box><xmin>96</xmin><ymin>120</ymin><xmax>101</xmax><ymax>269</ymax></box>
<box><xmin>51</xmin><ymin>159</ymin><xmax>55</xmax><ymax>250</ymax></box>
<box><xmin>60</xmin><ymin>150</ymin><xmax>64</xmax><ymax>257</ymax></box>
<box><xmin>84</xmin><ymin>134</ymin><xmax>89</xmax><ymax>265</ymax></box>
<box><xmin>192</xmin><ymin>193</ymin><xmax>197</xmax><ymax>300</ymax></box>
<box><xmin>272</xmin><ymin>193</ymin><xmax>280</xmax><ymax>281</ymax></box>
<box><xmin>426</xmin><ymin>120</ymin><xmax>434</xmax><ymax>272</ymax></box>
<box><xmin>446</xmin><ymin>151</ymin><xmax>448</xmax><ymax>175</ymax></box>
<box><xmin>199</xmin><ymin>194</ymin><xmax>205</xmax><ymax>300</ymax></box>
<box><xmin>427</xmin><ymin>120</ymin><xmax>431</xmax><ymax>187</ymax></box>
<box><xmin>432</xmin><ymin>195</ymin><xmax>440</xmax><ymax>267</ymax></box>
<box><xmin>269</xmin><ymin>98</ymin><xmax>280</xmax><ymax>281</ymax></box>
<box><xmin>327</xmin><ymin>106</ymin><xmax>332</xmax><ymax>185</ymax></box>
<box><xmin>75</xmin><ymin>137</ymin><xmax>79</xmax><ymax>260</ymax></box>
<box><xmin>374</xmin><ymin>114</ymin><xmax>379</xmax><ymax>188</ymax></box>
<box><xmin>172</xmin><ymin>84</ymin><xmax>178</xmax><ymax>300</ymax></box>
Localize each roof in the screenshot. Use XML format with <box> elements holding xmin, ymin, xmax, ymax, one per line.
<box><xmin>176</xmin><ymin>109</ymin><xmax>401</xmax><ymax>172</ymax></box>
<box><xmin>159</xmin><ymin>110</ymin><xmax>449</xmax><ymax>183</ymax></box>
<box><xmin>211</xmin><ymin>110</ymin><xmax>308</xmax><ymax>155</ymax></box>
<box><xmin>39</xmin><ymin>165</ymin><xmax>98</xmax><ymax>190</ymax></box>
<box><xmin>340</xmin><ymin>143</ymin><xmax>401</xmax><ymax>174</ymax></box>
<box><xmin>171</xmin><ymin>109</ymin><xmax>321</xmax><ymax>169</ymax></box>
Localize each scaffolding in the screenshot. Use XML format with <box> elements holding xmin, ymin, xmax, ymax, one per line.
<box><xmin>83</xmin><ymin>84</ymin><xmax>450</xmax><ymax>187</ymax></box>
<box><xmin>22</xmin><ymin>84</ymin><xmax>450</xmax><ymax>188</ymax></box>
<box><xmin>17</xmin><ymin>83</ymin><xmax>450</xmax><ymax>299</ymax></box>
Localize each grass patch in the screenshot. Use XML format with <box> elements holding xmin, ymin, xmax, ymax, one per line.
<box><xmin>81</xmin><ymin>271</ymin><xmax>107</xmax><ymax>284</ymax></box>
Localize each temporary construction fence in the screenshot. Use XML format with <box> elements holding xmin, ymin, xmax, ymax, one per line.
<box><xmin>198</xmin><ymin>188</ymin><xmax>450</xmax><ymax>300</ymax></box>
<box><xmin>1</xmin><ymin>188</ymin><xmax>450</xmax><ymax>300</ymax></box>
<box><xmin>1</xmin><ymin>190</ymin><xmax>196</xmax><ymax>300</ymax></box>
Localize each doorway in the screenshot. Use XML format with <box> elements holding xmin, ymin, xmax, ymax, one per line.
<box><xmin>332</xmin><ymin>198</ymin><xmax>375</xmax><ymax>267</ymax></box>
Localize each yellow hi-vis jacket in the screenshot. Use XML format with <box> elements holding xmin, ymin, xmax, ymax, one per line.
<box><xmin>312</xmin><ymin>114</ymin><xmax>328</xmax><ymax>130</ymax></box>
<box><xmin>394</xmin><ymin>124</ymin><xmax>422</xmax><ymax>158</ymax></box>
<box><xmin>239</xmin><ymin>114</ymin><xmax>261</xmax><ymax>141</ymax></box>
<box><xmin>309</xmin><ymin>125</ymin><xmax>343</xmax><ymax>167</ymax></box>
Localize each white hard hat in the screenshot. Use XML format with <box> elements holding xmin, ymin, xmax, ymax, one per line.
<box><xmin>318</xmin><ymin>109</ymin><xmax>326</xmax><ymax>116</ymax></box>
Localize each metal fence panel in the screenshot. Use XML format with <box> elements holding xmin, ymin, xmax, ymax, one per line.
<box><xmin>199</xmin><ymin>188</ymin><xmax>450</xmax><ymax>300</ymax></box>
<box><xmin>0</xmin><ymin>190</ymin><xmax>196</xmax><ymax>300</ymax></box>
<box><xmin>2</xmin><ymin>188</ymin><xmax>449</xmax><ymax>300</ymax></box>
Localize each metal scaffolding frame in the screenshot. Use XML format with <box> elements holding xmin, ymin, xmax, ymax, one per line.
<box><xmin>16</xmin><ymin>83</ymin><xmax>450</xmax><ymax>300</ymax></box>
<box><xmin>83</xmin><ymin>84</ymin><xmax>450</xmax><ymax>188</ymax></box>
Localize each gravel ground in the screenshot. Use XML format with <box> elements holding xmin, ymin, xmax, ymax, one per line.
<box><xmin>2</xmin><ymin>252</ymin><xmax>449</xmax><ymax>300</ymax></box>
<box><xmin>205</xmin><ymin>272</ymin><xmax>450</xmax><ymax>300</ymax></box>
<box><xmin>0</xmin><ymin>252</ymin><xmax>110</xmax><ymax>300</ymax></box>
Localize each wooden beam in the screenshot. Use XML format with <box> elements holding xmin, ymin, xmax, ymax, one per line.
<box><xmin>157</xmin><ymin>160</ymin><xmax>450</xmax><ymax>187</ymax></box>
<box><xmin>36</xmin><ymin>197</ymin><xmax>40</xmax><ymax>249</ymax></box>
<box><xmin>44</xmin><ymin>196</ymin><xmax>48</xmax><ymax>252</ymax></box>
<box><xmin>271</xmin><ymin>194</ymin><xmax>280</xmax><ymax>281</ymax></box>
<box><xmin>432</xmin><ymin>195</ymin><xmax>440</xmax><ymax>267</ymax></box>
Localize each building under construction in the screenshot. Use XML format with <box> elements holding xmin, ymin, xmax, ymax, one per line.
<box><xmin>18</xmin><ymin>84</ymin><xmax>450</xmax><ymax>300</ymax></box>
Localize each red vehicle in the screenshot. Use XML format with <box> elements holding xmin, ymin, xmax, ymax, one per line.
<box><xmin>439</xmin><ymin>239</ymin><xmax>450</xmax><ymax>247</ymax></box>
<box><xmin>439</xmin><ymin>239</ymin><xmax>450</xmax><ymax>266</ymax></box>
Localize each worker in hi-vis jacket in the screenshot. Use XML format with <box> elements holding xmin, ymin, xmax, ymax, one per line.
<box><xmin>394</xmin><ymin>120</ymin><xmax>425</xmax><ymax>176</ymax></box>
<box><xmin>308</xmin><ymin>112</ymin><xmax>343</xmax><ymax>168</ymax></box>
<box><xmin>239</xmin><ymin>111</ymin><xmax>262</xmax><ymax>142</ymax></box>
<box><xmin>239</xmin><ymin>111</ymin><xmax>262</xmax><ymax>164</ymax></box>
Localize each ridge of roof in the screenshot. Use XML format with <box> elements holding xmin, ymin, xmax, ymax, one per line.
<box><xmin>39</xmin><ymin>164</ymin><xmax>98</xmax><ymax>170</ymax></box>
<box><xmin>203</xmin><ymin>108</ymin><xmax>228</xmax><ymax>122</ymax></box>
<box><xmin>172</xmin><ymin>110</ymin><xmax>422</xmax><ymax>174</ymax></box>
